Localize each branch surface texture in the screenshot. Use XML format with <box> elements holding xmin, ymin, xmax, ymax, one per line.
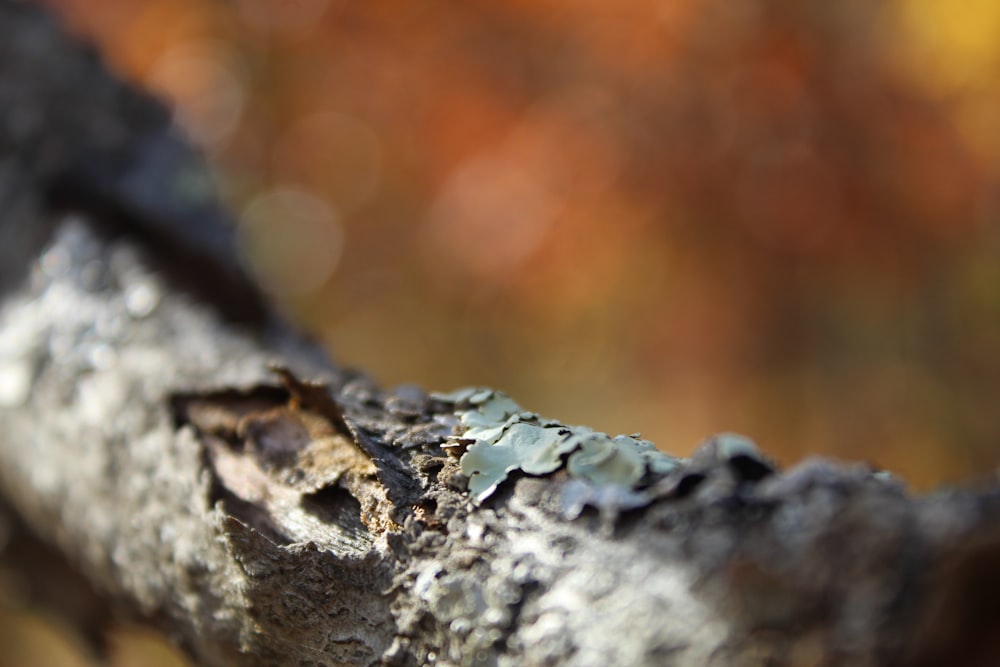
<box><xmin>1</xmin><ymin>2</ymin><xmax>1000</xmax><ymax>666</ymax></box>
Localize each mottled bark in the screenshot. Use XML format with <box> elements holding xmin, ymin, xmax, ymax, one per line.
<box><xmin>4</xmin><ymin>218</ymin><xmax>1000</xmax><ymax>667</ymax></box>
<box><xmin>1</xmin><ymin>2</ymin><xmax>1000</xmax><ymax>666</ymax></box>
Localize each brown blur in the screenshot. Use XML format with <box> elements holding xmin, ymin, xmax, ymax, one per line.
<box><xmin>39</xmin><ymin>0</ymin><xmax>1000</xmax><ymax>491</ymax></box>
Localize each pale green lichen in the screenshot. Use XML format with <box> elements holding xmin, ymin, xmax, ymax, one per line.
<box><xmin>566</xmin><ymin>435</ymin><xmax>646</xmax><ymax>488</ymax></box>
<box><xmin>432</xmin><ymin>388</ymin><xmax>683</xmax><ymax>504</ymax></box>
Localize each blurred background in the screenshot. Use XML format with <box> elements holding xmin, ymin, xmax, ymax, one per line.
<box><xmin>6</xmin><ymin>1</ymin><xmax>1000</xmax><ymax>664</ymax></box>
<box><xmin>35</xmin><ymin>0</ymin><xmax>1000</xmax><ymax>487</ymax></box>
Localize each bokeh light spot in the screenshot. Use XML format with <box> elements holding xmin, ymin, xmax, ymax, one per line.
<box><xmin>146</xmin><ymin>41</ymin><xmax>245</xmax><ymax>152</ymax></box>
<box><xmin>426</xmin><ymin>150</ymin><xmax>561</xmax><ymax>283</ymax></box>
<box><xmin>239</xmin><ymin>187</ymin><xmax>343</xmax><ymax>296</ymax></box>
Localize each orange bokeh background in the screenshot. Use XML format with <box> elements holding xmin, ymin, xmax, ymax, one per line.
<box><xmin>39</xmin><ymin>0</ymin><xmax>1000</xmax><ymax>490</ymax></box>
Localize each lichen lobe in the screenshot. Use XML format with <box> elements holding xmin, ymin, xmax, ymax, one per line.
<box><xmin>433</xmin><ymin>388</ymin><xmax>684</xmax><ymax>507</ymax></box>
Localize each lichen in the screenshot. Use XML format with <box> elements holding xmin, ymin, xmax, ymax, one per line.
<box><xmin>566</xmin><ymin>434</ymin><xmax>646</xmax><ymax>488</ymax></box>
<box><xmin>412</xmin><ymin>560</ymin><xmax>522</xmax><ymax>666</ymax></box>
<box><xmin>432</xmin><ymin>388</ymin><xmax>683</xmax><ymax>505</ymax></box>
<box><xmin>708</xmin><ymin>432</ymin><xmax>759</xmax><ymax>459</ymax></box>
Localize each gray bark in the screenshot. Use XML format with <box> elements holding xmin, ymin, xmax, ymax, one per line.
<box><xmin>2</xmin><ymin>2</ymin><xmax>1000</xmax><ymax>666</ymax></box>
<box><xmin>4</xmin><ymin>218</ymin><xmax>1000</xmax><ymax>667</ymax></box>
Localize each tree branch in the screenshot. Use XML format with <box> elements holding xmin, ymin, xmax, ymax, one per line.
<box><xmin>2</xmin><ymin>2</ymin><xmax>1000</xmax><ymax>666</ymax></box>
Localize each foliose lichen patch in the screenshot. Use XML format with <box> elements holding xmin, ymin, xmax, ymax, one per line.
<box><xmin>432</xmin><ymin>388</ymin><xmax>682</xmax><ymax>505</ymax></box>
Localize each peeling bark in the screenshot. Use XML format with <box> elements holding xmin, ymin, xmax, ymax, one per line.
<box><xmin>2</xmin><ymin>2</ymin><xmax>1000</xmax><ymax>666</ymax></box>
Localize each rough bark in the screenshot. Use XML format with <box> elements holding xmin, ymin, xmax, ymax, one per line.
<box><xmin>8</xmin><ymin>220</ymin><xmax>1000</xmax><ymax>667</ymax></box>
<box><xmin>2</xmin><ymin>2</ymin><xmax>1000</xmax><ymax>666</ymax></box>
